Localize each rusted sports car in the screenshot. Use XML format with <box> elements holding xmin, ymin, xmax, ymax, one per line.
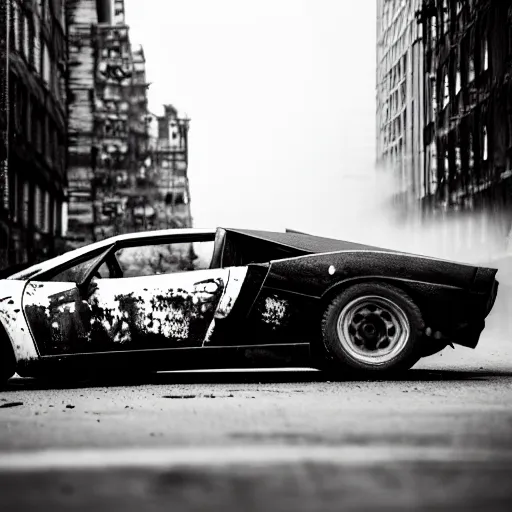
<box><xmin>0</xmin><ymin>228</ymin><xmax>499</xmax><ymax>382</ymax></box>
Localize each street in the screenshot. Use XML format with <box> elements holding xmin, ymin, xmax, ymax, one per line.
<box><xmin>0</xmin><ymin>305</ymin><xmax>511</xmax><ymax>512</ymax></box>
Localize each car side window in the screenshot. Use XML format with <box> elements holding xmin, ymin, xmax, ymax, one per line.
<box><xmin>115</xmin><ymin>241</ymin><xmax>214</xmax><ymax>278</ymax></box>
<box><xmin>49</xmin><ymin>259</ymin><xmax>110</xmax><ymax>282</ymax></box>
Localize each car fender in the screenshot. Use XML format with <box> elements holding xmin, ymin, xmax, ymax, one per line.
<box><xmin>266</xmin><ymin>250</ymin><xmax>479</xmax><ymax>299</ymax></box>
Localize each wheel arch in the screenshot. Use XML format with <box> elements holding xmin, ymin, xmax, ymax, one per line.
<box><xmin>319</xmin><ymin>276</ymin><xmax>425</xmax><ymax>311</ymax></box>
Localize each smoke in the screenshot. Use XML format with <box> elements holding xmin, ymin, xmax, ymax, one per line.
<box><xmin>321</xmin><ymin>164</ymin><xmax>511</xmax><ymax>266</ymax></box>
<box><xmin>317</xmin><ymin>163</ymin><xmax>512</xmax><ymax>343</ymax></box>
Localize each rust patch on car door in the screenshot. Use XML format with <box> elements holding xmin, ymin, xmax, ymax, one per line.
<box><xmin>23</xmin><ymin>271</ymin><xmax>228</xmax><ymax>355</ymax></box>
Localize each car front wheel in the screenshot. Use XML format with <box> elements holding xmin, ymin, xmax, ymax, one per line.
<box><xmin>321</xmin><ymin>283</ymin><xmax>424</xmax><ymax>376</ymax></box>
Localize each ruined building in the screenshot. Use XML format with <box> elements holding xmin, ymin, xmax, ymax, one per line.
<box><xmin>90</xmin><ymin>14</ymin><xmax>137</xmax><ymax>240</ymax></box>
<box><xmin>376</xmin><ymin>0</ymin><xmax>512</xmax><ymax>255</ymax></box>
<box><xmin>66</xmin><ymin>0</ymin><xmax>189</xmax><ymax>245</ymax></box>
<box><xmin>0</xmin><ymin>0</ymin><xmax>68</xmax><ymax>268</ymax></box>
<box><xmin>376</xmin><ymin>0</ymin><xmax>425</xmax><ymax>205</ymax></box>
<box><xmin>416</xmin><ymin>0</ymin><xmax>512</xmax><ymax>242</ymax></box>
<box><xmin>65</xmin><ymin>0</ymin><xmax>100</xmax><ymax>247</ymax></box>
<box><xmin>0</xmin><ymin>0</ymin><xmax>192</xmax><ymax>266</ymax></box>
<box><xmin>153</xmin><ymin>105</ymin><xmax>191</xmax><ymax>229</ymax></box>
<box><xmin>66</xmin><ymin>0</ymin><xmax>137</xmax><ymax>246</ymax></box>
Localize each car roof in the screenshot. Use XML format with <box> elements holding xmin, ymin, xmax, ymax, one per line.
<box><xmin>7</xmin><ymin>228</ymin><xmax>216</xmax><ymax>280</ymax></box>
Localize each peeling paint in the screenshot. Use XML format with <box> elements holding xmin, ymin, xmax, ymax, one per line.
<box><xmin>23</xmin><ymin>270</ymin><xmax>229</xmax><ymax>355</ymax></box>
<box><xmin>0</xmin><ymin>281</ymin><xmax>39</xmax><ymax>363</ymax></box>
<box><xmin>261</xmin><ymin>296</ymin><xmax>289</xmax><ymax>327</ymax></box>
<box><xmin>203</xmin><ymin>267</ymin><xmax>248</xmax><ymax>346</ymax></box>
<box><xmin>215</xmin><ymin>268</ymin><xmax>248</xmax><ymax>320</ymax></box>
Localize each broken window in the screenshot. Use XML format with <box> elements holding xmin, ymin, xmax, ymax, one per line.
<box><xmin>23</xmin><ymin>182</ymin><xmax>30</xmax><ymax>227</ymax></box>
<box><xmin>469</xmin><ymin>133</ymin><xmax>474</xmax><ymax>170</ymax></box>
<box><xmin>23</xmin><ymin>12</ymin><xmax>29</xmax><ymax>58</ymax></box>
<box><xmin>455</xmin><ymin>51</ymin><xmax>461</xmax><ymax>94</ymax></box>
<box><xmin>28</xmin><ymin>17</ymin><xmax>34</xmax><ymax>68</ymax></box>
<box><xmin>429</xmin><ymin>142</ymin><xmax>438</xmax><ymax>191</ymax></box>
<box><xmin>59</xmin><ymin>75</ymin><xmax>66</xmax><ymax>104</ymax></box>
<box><xmin>483</xmin><ymin>39</ymin><xmax>489</xmax><ymax>71</ymax></box>
<box><xmin>431</xmin><ymin>15</ymin><xmax>437</xmax><ymax>46</ymax></box>
<box><xmin>12</xmin><ymin>0</ymin><xmax>19</xmax><ymax>51</ymax></box>
<box><xmin>431</xmin><ymin>76</ymin><xmax>437</xmax><ymax>115</ymax></box>
<box><xmin>400</xmin><ymin>82</ymin><xmax>406</xmax><ymax>105</ymax></box>
<box><xmin>34</xmin><ymin>185</ymin><xmax>42</xmax><ymax>229</ymax></box>
<box><xmin>34</xmin><ymin>15</ymin><xmax>41</xmax><ymax>75</ymax></box>
<box><xmin>468</xmin><ymin>54</ymin><xmax>475</xmax><ymax>82</ymax></box>
<box><xmin>442</xmin><ymin>73</ymin><xmax>449</xmax><ymax>108</ymax></box>
<box><xmin>443</xmin><ymin>0</ymin><xmax>449</xmax><ymax>34</ymax></box>
<box><xmin>44</xmin><ymin>190</ymin><xmax>50</xmax><ymax>233</ymax></box>
<box><xmin>35</xmin><ymin>109</ymin><xmax>42</xmax><ymax>153</ymax></box>
<box><xmin>42</xmin><ymin>43</ymin><xmax>50</xmax><ymax>85</ymax></box>
<box><xmin>482</xmin><ymin>126</ymin><xmax>488</xmax><ymax>161</ymax></box>
<box><xmin>49</xmin><ymin>252</ymin><xmax>111</xmax><ymax>283</ymax></box>
<box><xmin>115</xmin><ymin>241</ymin><xmax>212</xmax><ymax>277</ymax></box>
<box><xmin>12</xmin><ymin>173</ymin><xmax>18</xmax><ymax>223</ymax></box>
<box><xmin>53</xmin><ymin>200</ymin><xmax>59</xmax><ymax>236</ymax></box>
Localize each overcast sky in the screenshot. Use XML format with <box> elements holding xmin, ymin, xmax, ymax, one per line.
<box><xmin>123</xmin><ymin>0</ymin><xmax>379</xmax><ymax>241</ymax></box>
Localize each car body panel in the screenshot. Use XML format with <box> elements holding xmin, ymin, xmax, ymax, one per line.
<box><xmin>0</xmin><ymin>227</ymin><xmax>500</xmax><ymax>378</ymax></box>
<box><xmin>0</xmin><ymin>280</ymin><xmax>39</xmax><ymax>362</ymax></box>
<box><xmin>265</xmin><ymin>250</ymin><xmax>497</xmax><ymax>348</ymax></box>
<box><xmin>23</xmin><ymin>269</ymin><xmax>230</xmax><ymax>356</ymax></box>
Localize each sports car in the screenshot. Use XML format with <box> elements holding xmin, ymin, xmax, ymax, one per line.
<box><xmin>0</xmin><ymin>227</ymin><xmax>499</xmax><ymax>382</ymax></box>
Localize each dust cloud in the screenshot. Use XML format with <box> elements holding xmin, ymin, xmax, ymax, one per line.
<box><xmin>317</xmin><ymin>164</ymin><xmax>511</xmax><ymax>339</ymax></box>
<box><xmin>320</xmin><ymin>165</ymin><xmax>509</xmax><ymax>266</ymax></box>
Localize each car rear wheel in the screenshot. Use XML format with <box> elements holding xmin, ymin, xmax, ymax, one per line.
<box><xmin>321</xmin><ymin>283</ymin><xmax>424</xmax><ymax>375</ymax></box>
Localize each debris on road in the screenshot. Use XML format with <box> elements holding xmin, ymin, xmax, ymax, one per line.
<box><xmin>163</xmin><ymin>394</ymin><xmax>197</xmax><ymax>399</ymax></box>
<box><xmin>0</xmin><ymin>402</ymin><xmax>23</xmax><ymax>409</ymax></box>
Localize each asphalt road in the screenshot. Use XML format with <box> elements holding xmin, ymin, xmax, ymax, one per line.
<box><xmin>0</xmin><ymin>307</ymin><xmax>511</xmax><ymax>512</ymax></box>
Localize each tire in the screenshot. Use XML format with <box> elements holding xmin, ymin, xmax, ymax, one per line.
<box><xmin>0</xmin><ymin>324</ymin><xmax>16</xmax><ymax>384</ymax></box>
<box><xmin>321</xmin><ymin>282</ymin><xmax>424</xmax><ymax>376</ymax></box>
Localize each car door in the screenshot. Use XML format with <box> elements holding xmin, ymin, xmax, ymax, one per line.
<box><xmin>22</xmin><ymin>239</ymin><xmax>230</xmax><ymax>356</ymax></box>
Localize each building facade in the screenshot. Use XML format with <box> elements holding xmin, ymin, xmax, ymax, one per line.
<box><xmin>153</xmin><ymin>105</ymin><xmax>191</xmax><ymax>229</ymax></box>
<box><xmin>90</xmin><ymin>19</ymin><xmax>136</xmax><ymax>240</ymax></box>
<box><xmin>0</xmin><ymin>0</ymin><xmax>192</xmax><ymax>265</ymax></box>
<box><xmin>66</xmin><ymin>0</ymin><xmax>189</xmax><ymax>244</ymax></box>
<box><xmin>416</xmin><ymin>0</ymin><xmax>512</xmax><ymax>247</ymax></box>
<box><xmin>65</xmin><ymin>0</ymin><xmax>101</xmax><ymax>247</ymax></box>
<box><xmin>0</xmin><ymin>0</ymin><xmax>68</xmax><ymax>269</ymax></box>
<box><xmin>376</xmin><ymin>0</ymin><xmax>425</xmax><ymax>206</ymax></box>
<box><xmin>66</xmin><ymin>0</ymin><xmax>135</xmax><ymax>246</ymax></box>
